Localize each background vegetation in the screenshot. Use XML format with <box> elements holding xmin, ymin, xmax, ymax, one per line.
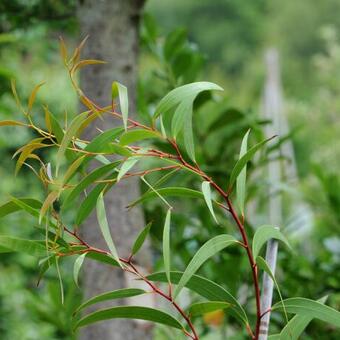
<box><xmin>0</xmin><ymin>0</ymin><xmax>339</xmax><ymax>339</ymax></box>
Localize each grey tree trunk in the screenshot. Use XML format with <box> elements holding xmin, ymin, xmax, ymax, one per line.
<box><xmin>77</xmin><ymin>1</ymin><xmax>152</xmax><ymax>339</ymax></box>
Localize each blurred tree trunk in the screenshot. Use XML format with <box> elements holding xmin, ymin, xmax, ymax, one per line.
<box><xmin>77</xmin><ymin>1</ymin><xmax>152</xmax><ymax>339</ymax></box>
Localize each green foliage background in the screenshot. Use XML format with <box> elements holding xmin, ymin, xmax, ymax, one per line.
<box><xmin>0</xmin><ymin>0</ymin><xmax>339</xmax><ymax>339</ymax></box>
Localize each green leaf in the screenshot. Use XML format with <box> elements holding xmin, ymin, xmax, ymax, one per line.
<box><xmin>256</xmin><ymin>256</ymin><xmax>288</xmax><ymax>323</ymax></box>
<box><xmin>147</xmin><ymin>271</ymin><xmax>248</xmax><ymax>325</ymax></box>
<box><xmin>0</xmin><ymin>198</ymin><xmax>41</xmax><ymax>218</ymax></box>
<box><xmin>55</xmin><ymin>256</ymin><xmax>64</xmax><ymax>304</ymax></box>
<box><xmin>84</xmin><ymin>127</ymin><xmax>127</xmax><ymax>154</ymax></box>
<box><xmin>73</xmin><ymin>253</ymin><xmax>86</xmax><ymax>287</ymax></box>
<box><xmin>86</xmin><ymin>251</ymin><xmax>119</xmax><ymax>267</ymax></box>
<box><xmin>62</xmin><ymin>155</ymin><xmax>86</xmax><ymax>185</ymax></box>
<box><xmin>76</xmin><ymin>183</ymin><xmax>107</xmax><ymax>225</ymax></box>
<box><xmin>183</xmin><ymin>108</ymin><xmax>196</xmax><ymax>161</ymax></box>
<box><xmin>0</xmin><ymin>236</ymin><xmax>47</xmax><ymax>257</ymax></box>
<box><xmin>131</xmin><ymin>222</ymin><xmax>152</xmax><ymax>256</ymax></box>
<box><xmin>75</xmin><ymin>306</ymin><xmax>183</xmax><ymax>330</ymax></box>
<box><xmin>164</xmin><ymin>28</ymin><xmax>187</xmax><ymax>61</ymax></box>
<box><xmin>96</xmin><ymin>192</ymin><xmax>121</xmax><ymax>267</ymax></box>
<box><xmin>48</xmin><ymin>109</ymin><xmax>64</xmax><ymax>144</ymax></box>
<box><xmin>119</xmin><ymin>129</ymin><xmax>161</xmax><ymax>145</ymax></box>
<box><xmin>163</xmin><ymin>209</ymin><xmax>172</xmax><ymax>283</ymax></box>
<box><xmin>112</xmin><ymin>81</ymin><xmax>128</xmax><ymax>131</ymax></box>
<box><xmin>56</xmin><ymin>111</ymin><xmax>89</xmax><ymax>175</ymax></box>
<box><xmin>171</xmin><ymin>99</ymin><xmax>192</xmax><ymax>138</ymax></box>
<box><xmin>201</xmin><ymin>181</ymin><xmax>218</xmax><ymax>224</ymax></box>
<box><xmin>272</xmin><ymin>297</ymin><xmax>340</xmax><ymax>329</ymax></box>
<box><xmin>174</xmin><ymin>235</ymin><xmax>238</xmax><ymax>298</ymax></box>
<box><xmin>188</xmin><ymin>301</ymin><xmax>230</xmax><ymax>317</ymax></box>
<box><xmin>128</xmin><ymin>187</ymin><xmax>205</xmax><ymax>208</ymax></box>
<box><xmin>236</xmin><ymin>130</ymin><xmax>250</xmax><ymax>215</ymax></box>
<box><xmin>252</xmin><ymin>225</ymin><xmax>291</xmax><ymax>259</ymax></box>
<box><xmin>269</xmin><ymin>297</ymin><xmax>328</xmax><ymax>340</ymax></box>
<box><xmin>74</xmin><ymin>288</ymin><xmax>146</xmax><ymax>314</ymax></box>
<box><xmin>229</xmin><ymin>136</ymin><xmax>275</xmax><ymax>190</ymax></box>
<box><xmin>154</xmin><ymin>82</ymin><xmax>223</xmax><ymax>120</ymax></box>
<box><xmin>63</xmin><ymin>162</ymin><xmax>120</xmax><ymax>209</ymax></box>
<box><xmin>117</xmin><ymin>157</ymin><xmax>139</xmax><ymax>182</ymax></box>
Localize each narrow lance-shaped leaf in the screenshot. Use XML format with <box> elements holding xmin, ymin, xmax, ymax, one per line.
<box><xmin>252</xmin><ymin>225</ymin><xmax>291</xmax><ymax>259</ymax></box>
<box><xmin>28</xmin><ymin>81</ymin><xmax>45</xmax><ymax>113</ymax></box>
<box><xmin>189</xmin><ymin>301</ymin><xmax>231</xmax><ymax>317</ymax></box>
<box><xmin>119</xmin><ymin>129</ymin><xmax>161</xmax><ymax>145</ymax></box>
<box><xmin>229</xmin><ymin>136</ymin><xmax>275</xmax><ymax>190</ymax></box>
<box><xmin>174</xmin><ymin>234</ymin><xmax>238</xmax><ymax>298</ymax></box>
<box><xmin>39</xmin><ymin>191</ymin><xmax>59</xmax><ymax>224</ymax></box>
<box><xmin>96</xmin><ymin>192</ymin><xmax>122</xmax><ymax>267</ymax></box>
<box><xmin>147</xmin><ymin>271</ymin><xmax>248</xmax><ymax>326</ymax></box>
<box><xmin>0</xmin><ymin>236</ymin><xmax>47</xmax><ymax>257</ymax></box>
<box><xmin>163</xmin><ymin>209</ymin><xmax>172</xmax><ymax>283</ymax></box>
<box><xmin>112</xmin><ymin>81</ymin><xmax>128</xmax><ymax>131</ymax></box>
<box><xmin>201</xmin><ymin>181</ymin><xmax>218</xmax><ymax>224</ymax></box>
<box><xmin>269</xmin><ymin>296</ymin><xmax>328</xmax><ymax>340</ymax></box>
<box><xmin>131</xmin><ymin>222</ymin><xmax>152</xmax><ymax>256</ymax></box>
<box><xmin>256</xmin><ymin>256</ymin><xmax>288</xmax><ymax>323</ymax></box>
<box><xmin>117</xmin><ymin>157</ymin><xmax>139</xmax><ymax>182</ymax></box>
<box><xmin>56</xmin><ymin>111</ymin><xmax>89</xmax><ymax>176</ymax></box>
<box><xmin>75</xmin><ymin>306</ymin><xmax>184</xmax><ymax>330</ymax></box>
<box><xmin>74</xmin><ymin>288</ymin><xmax>146</xmax><ymax>314</ymax></box>
<box><xmin>73</xmin><ymin>253</ymin><xmax>87</xmax><ymax>287</ymax></box>
<box><xmin>236</xmin><ymin>129</ymin><xmax>250</xmax><ymax>215</ymax></box>
<box><xmin>272</xmin><ymin>297</ymin><xmax>340</xmax><ymax>329</ymax></box>
<box><xmin>55</xmin><ymin>256</ymin><xmax>64</xmax><ymax>305</ymax></box>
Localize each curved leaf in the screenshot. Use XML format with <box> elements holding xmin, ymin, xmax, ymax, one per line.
<box><xmin>147</xmin><ymin>271</ymin><xmax>248</xmax><ymax>325</ymax></box>
<box><xmin>75</xmin><ymin>306</ymin><xmax>183</xmax><ymax>330</ymax></box>
<box><xmin>252</xmin><ymin>225</ymin><xmax>291</xmax><ymax>259</ymax></box>
<box><xmin>163</xmin><ymin>209</ymin><xmax>172</xmax><ymax>283</ymax></box>
<box><xmin>131</xmin><ymin>222</ymin><xmax>152</xmax><ymax>256</ymax></box>
<box><xmin>74</xmin><ymin>288</ymin><xmax>146</xmax><ymax>314</ymax></box>
<box><xmin>229</xmin><ymin>136</ymin><xmax>275</xmax><ymax>189</ymax></box>
<box><xmin>272</xmin><ymin>297</ymin><xmax>340</xmax><ymax>329</ymax></box>
<box><xmin>0</xmin><ymin>198</ymin><xmax>41</xmax><ymax>218</ymax></box>
<box><xmin>73</xmin><ymin>253</ymin><xmax>87</xmax><ymax>287</ymax></box>
<box><xmin>201</xmin><ymin>181</ymin><xmax>218</xmax><ymax>223</ymax></box>
<box><xmin>174</xmin><ymin>234</ymin><xmax>238</xmax><ymax>298</ymax></box>
<box><xmin>112</xmin><ymin>82</ymin><xmax>128</xmax><ymax>131</ymax></box>
<box><xmin>236</xmin><ymin>129</ymin><xmax>250</xmax><ymax>215</ymax></box>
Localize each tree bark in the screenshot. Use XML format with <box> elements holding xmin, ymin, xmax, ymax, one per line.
<box><xmin>77</xmin><ymin>1</ymin><xmax>152</xmax><ymax>339</ymax></box>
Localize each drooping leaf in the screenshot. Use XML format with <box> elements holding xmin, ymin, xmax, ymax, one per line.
<box><xmin>0</xmin><ymin>236</ymin><xmax>47</xmax><ymax>257</ymax></box>
<box><xmin>39</xmin><ymin>191</ymin><xmax>59</xmax><ymax>224</ymax></box>
<box><xmin>163</xmin><ymin>209</ymin><xmax>172</xmax><ymax>283</ymax></box>
<box><xmin>171</xmin><ymin>99</ymin><xmax>192</xmax><ymax>138</ymax></box>
<box><xmin>96</xmin><ymin>192</ymin><xmax>121</xmax><ymax>267</ymax></box>
<box><xmin>188</xmin><ymin>301</ymin><xmax>230</xmax><ymax>317</ymax></box>
<box><xmin>117</xmin><ymin>157</ymin><xmax>139</xmax><ymax>182</ymax></box>
<box><xmin>131</xmin><ymin>222</ymin><xmax>152</xmax><ymax>256</ymax></box>
<box><xmin>269</xmin><ymin>297</ymin><xmax>328</xmax><ymax>340</ymax></box>
<box><xmin>75</xmin><ymin>306</ymin><xmax>183</xmax><ymax>330</ymax></box>
<box><xmin>174</xmin><ymin>235</ymin><xmax>238</xmax><ymax>298</ymax></box>
<box><xmin>256</xmin><ymin>256</ymin><xmax>288</xmax><ymax>323</ymax></box>
<box><xmin>252</xmin><ymin>225</ymin><xmax>291</xmax><ymax>259</ymax></box>
<box><xmin>63</xmin><ymin>162</ymin><xmax>120</xmax><ymax>209</ymax></box>
<box><xmin>229</xmin><ymin>136</ymin><xmax>275</xmax><ymax>190</ymax></box>
<box><xmin>56</xmin><ymin>111</ymin><xmax>89</xmax><ymax>175</ymax></box>
<box><xmin>28</xmin><ymin>81</ymin><xmax>45</xmax><ymax>113</ymax></box>
<box><xmin>112</xmin><ymin>81</ymin><xmax>129</xmax><ymax>131</ymax></box>
<box><xmin>236</xmin><ymin>129</ymin><xmax>250</xmax><ymax>215</ymax></box>
<box><xmin>201</xmin><ymin>181</ymin><xmax>218</xmax><ymax>224</ymax></box>
<box><xmin>119</xmin><ymin>129</ymin><xmax>161</xmax><ymax>145</ymax></box>
<box><xmin>73</xmin><ymin>253</ymin><xmax>87</xmax><ymax>287</ymax></box>
<box><xmin>147</xmin><ymin>271</ymin><xmax>248</xmax><ymax>325</ymax></box>
<box><xmin>74</xmin><ymin>288</ymin><xmax>146</xmax><ymax>314</ymax></box>
<box><xmin>272</xmin><ymin>297</ymin><xmax>340</xmax><ymax>329</ymax></box>
<box><xmin>154</xmin><ymin>82</ymin><xmax>223</xmax><ymax>120</ymax></box>
<box><xmin>55</xmin><ymin>256</ymin><xmax>64</xmax><ymax>304</ymax></box>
